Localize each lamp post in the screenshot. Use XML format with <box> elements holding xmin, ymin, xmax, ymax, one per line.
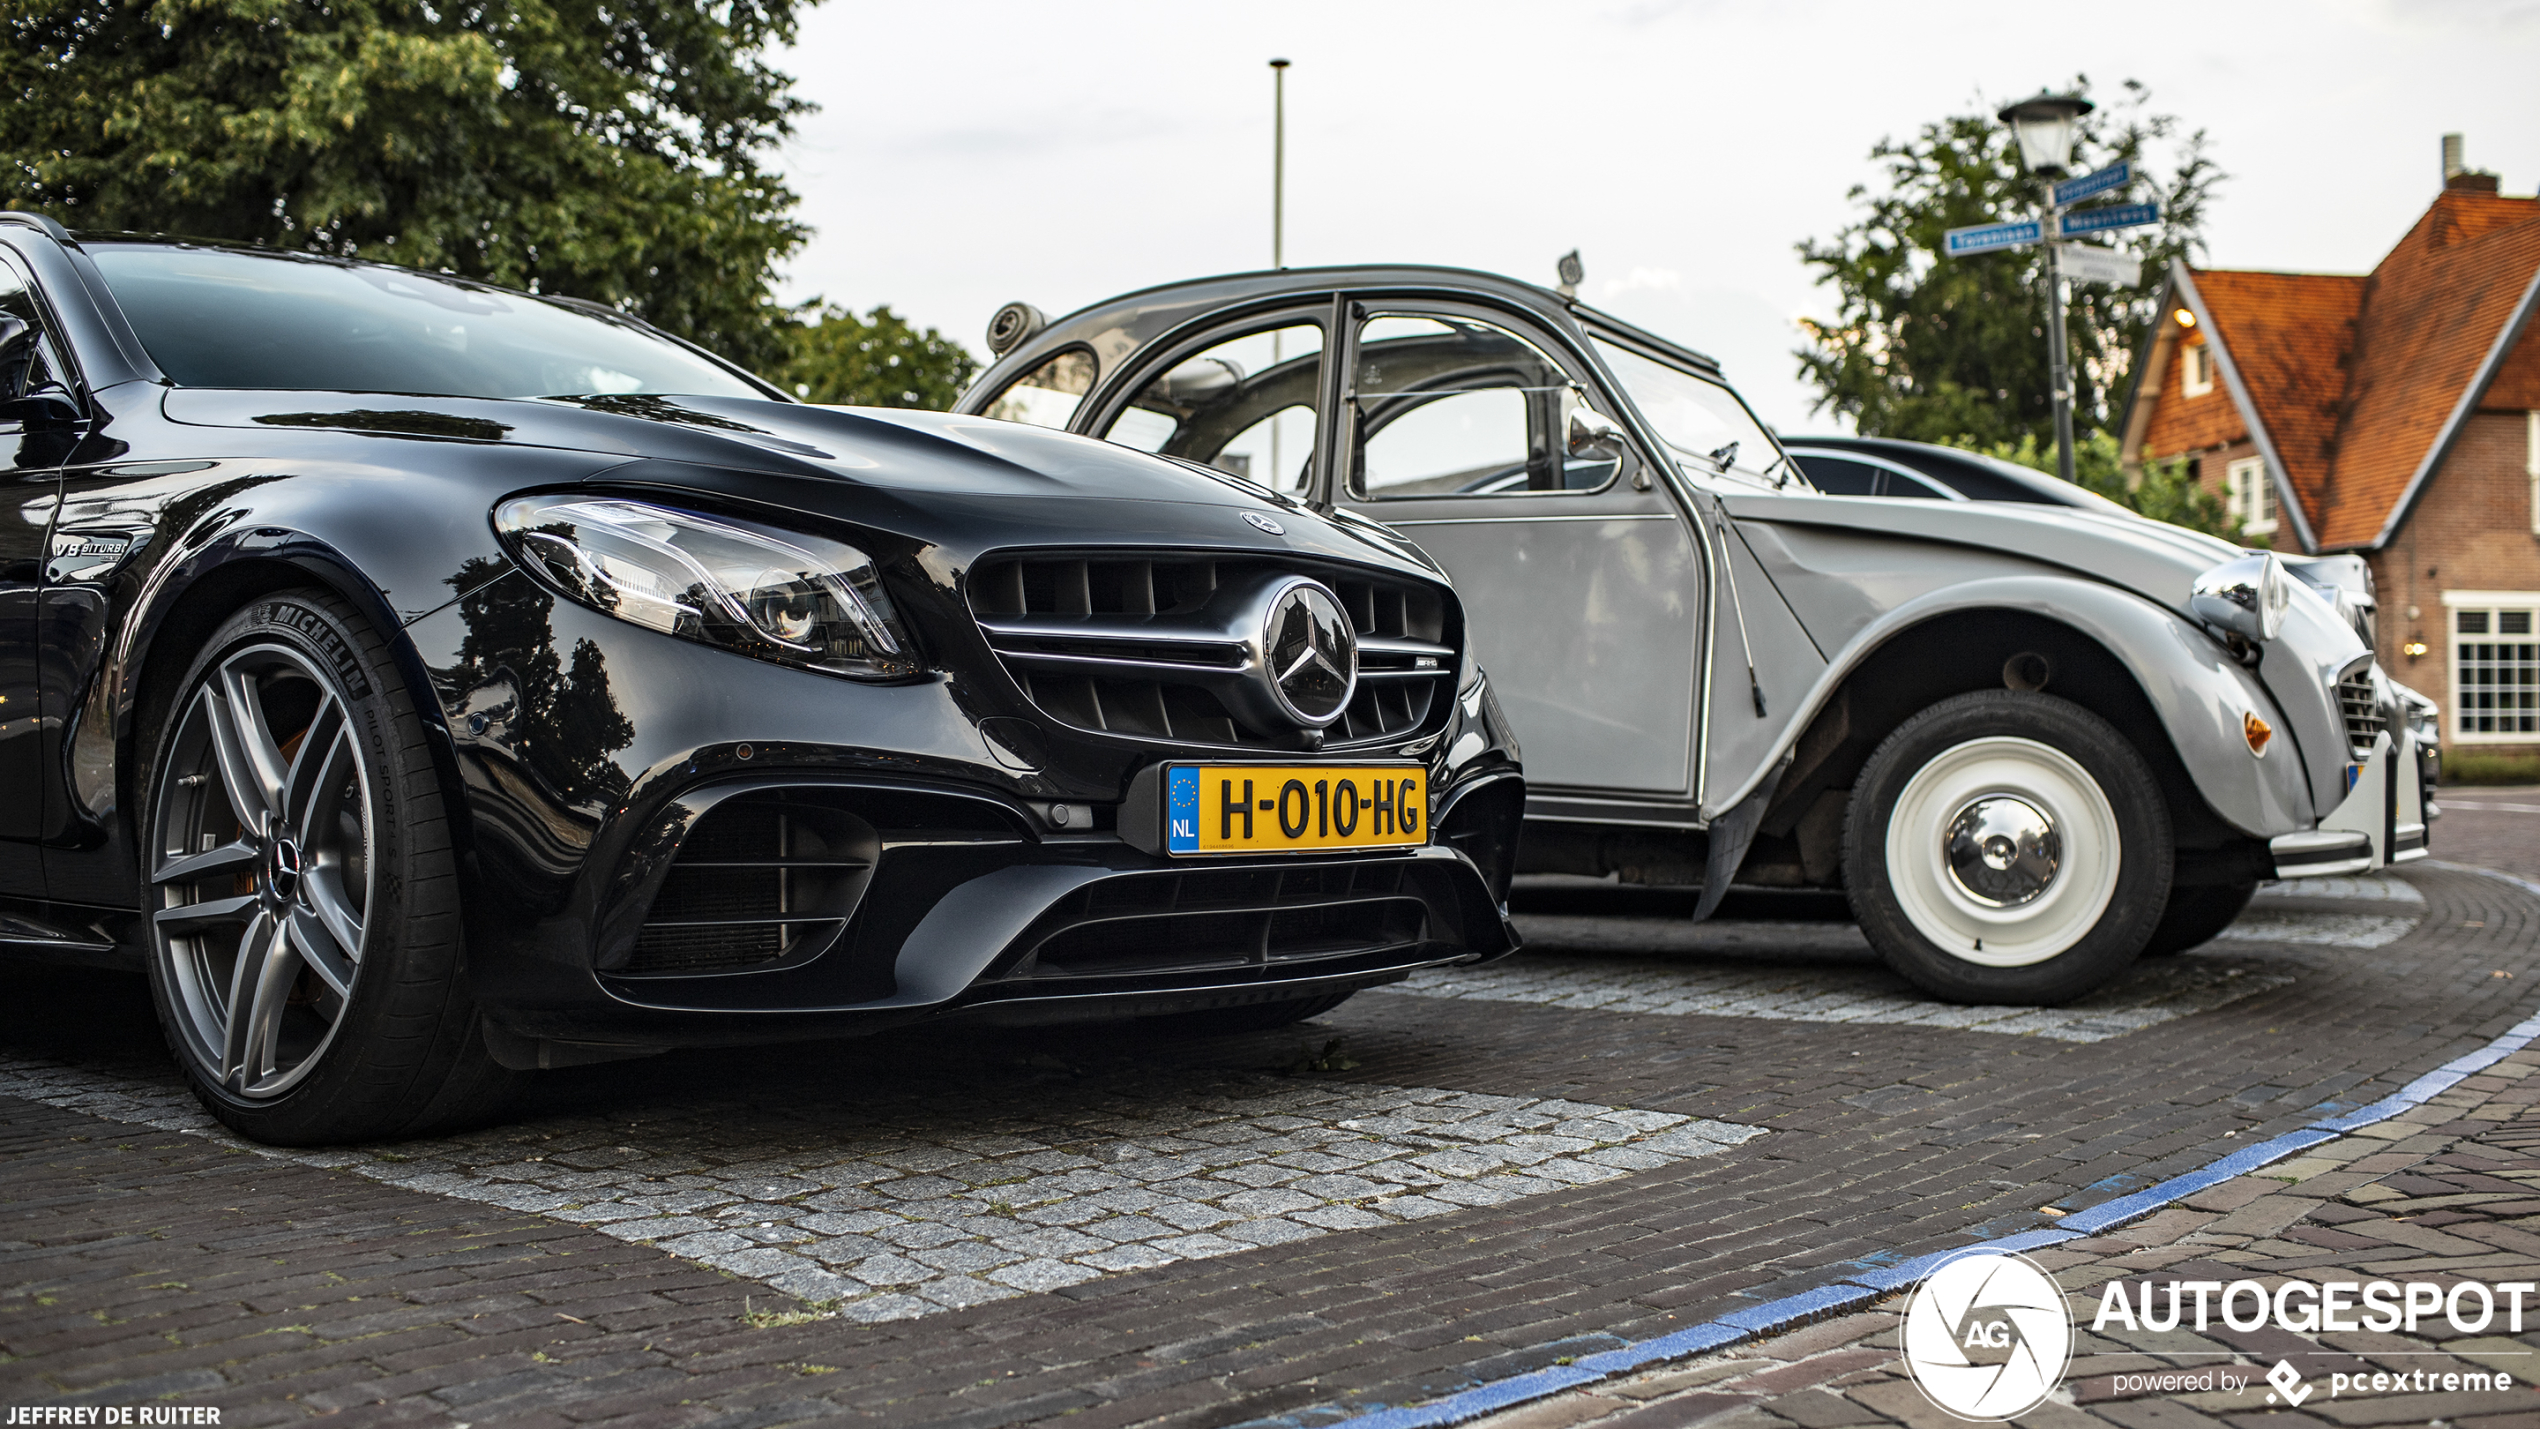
<box><xmin>1270</xmin><ymin>59</ymin><xmax>1290</xmax><ymax>270</ymax></box>
<box><xmin>1997</xmin><ymin>91</ymin><xmax>2093</xmax><ymax>487</ymax></box>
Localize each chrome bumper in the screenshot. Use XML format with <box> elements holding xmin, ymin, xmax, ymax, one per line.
<box><xmin>2268</xmin><ymin>724</ymin><xmax>2430</xmax><ymax>879</ymax></box>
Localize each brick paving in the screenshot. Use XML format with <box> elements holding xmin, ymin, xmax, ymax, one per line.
<box><xmin>2423</xmin><ymin>788</ymin><xmax>2540</xmax><ymax>884</ymax></box>
<box><xmin>3</xmin><ymin>862</ymin><xmax>2538</xmax><ymax>1427</ymax></box>
<box><xmin>1397</xmin><ymin>882</ymin><xmax>2405</xmax><ymax>1042</ymax></box>
<box><xmin>1473</xmin><ymin>1035</ymin><xmax>2540</xmax><ymax>1427</ymax></box>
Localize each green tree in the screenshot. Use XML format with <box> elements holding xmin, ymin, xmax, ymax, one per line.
<box><xmin>1948</xmin><ymin>431</ymin><xmax>2236</xmax><ymax>539</ymax></box>
<box><xmin>778</xmin><ymin>304</ymin><xmax>979</xmax><ymax>409</ymax></box>
<box><xmin>0</xmin><ymin>0</ymin><xmax>813</xmax><ymax>369</ymax></box>
<box><xmin>1796</xmin><ymin>80</ymin><xmax>2222</xmax><ymax>452</ymax></box>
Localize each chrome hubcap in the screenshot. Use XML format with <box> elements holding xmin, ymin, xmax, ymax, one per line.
<box><xmin>150</xmin><ymin>643</ymin><xmax>374</xmax><ymax>1100</ymax></box>
<box><xmin>1944</xmin><ymin>795</ymin><xmax>2061</xmax><ymax>907</ymax></box>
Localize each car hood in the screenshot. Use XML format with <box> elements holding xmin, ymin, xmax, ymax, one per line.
<box><xmin>159</xmin><ymin>386</ymin><xmax>1444</xmax><ymax>578</ymax></box>
<box><xmin>164</xmin><ymin>388</ymin><xmax>1274</xmax><ymax>503</ymax></box>
<box><xmin>1723</xmin><ymin>487</ymin><xmax>2245</xmax><ymax>622</ymax></box>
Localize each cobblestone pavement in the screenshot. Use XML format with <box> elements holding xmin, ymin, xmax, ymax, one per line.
<box><xmin>5</xmin><ymin>862</ymin><xmax>2539</xmax><ymax>1429</ymax></box>
<box><xmin>0</xmin><ymin>1054</ymin><xmax>1762</xmax><ymax>1323</ymax></box>
<box><xmin>1473</xmin><ymin>1029</ymin><xmax>2540</xmax><ymax>1428</ymax></box>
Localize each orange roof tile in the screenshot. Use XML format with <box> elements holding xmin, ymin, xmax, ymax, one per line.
<box><xmin>2188</xmin><ymin>270</ymin><xmax>2362</xmax><ymax>510</ymax></box>
<box><xmin>2317</xmin><ymin>201</ymin><xmax>2540</xmax><ymax>547</ymax></box>
<box><xmin>2168</xmin><ymin>190</ymin><xmax>2540</xmax><ymax>550</ymax></box>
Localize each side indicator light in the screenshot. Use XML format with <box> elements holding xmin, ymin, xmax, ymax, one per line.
<box><xmin>2244</xmin><ymin>711</ymin><xmax>2273</xmax><ymax>755</ymax></box>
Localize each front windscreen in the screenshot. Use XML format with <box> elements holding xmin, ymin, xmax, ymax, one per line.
<box><xmin>1591</xmin><ymin>337</ymin><xmax>1796</xmax><ymax>490</ymax></box>
<box><xmin>88</xmin><ymin>244</ymin><xmax>767</xmax><ymax>400</ymax></box>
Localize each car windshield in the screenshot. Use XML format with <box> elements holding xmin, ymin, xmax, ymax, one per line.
<box><xmin>1590</xmin><ymin>337</ymin><xmax>1796</xmax><ymax>490</ymax></box>
<box><xmin>88</xmin><ymin>244</ymin><xmax>767</xmax><ymax>400</ymax></box>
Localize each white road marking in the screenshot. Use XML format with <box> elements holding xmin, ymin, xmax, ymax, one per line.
<box><xmin>1398</xmin><ymin>872</ymin><xmax>2424</xmax><ymax>1039</ymax></box>
<box><xmin>1398</xmin><ymin>936</ymin><xmax>2291</xmax><ymax>1042</ymax></box>
<box><xmin>2255</xmin><ymin>875</ymin><xmax>2425</xmax><ymax>903</ymax></box>
<box><xmin>0</xmin><ymin>1053</ymin><xmax>1760</xmax><ymax>1322</ymax></box>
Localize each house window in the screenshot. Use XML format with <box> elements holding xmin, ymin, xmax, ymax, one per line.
<box><xmin>2448</xmin><ymin>595</ymin><xmax>2540</xmax><ymax>740</ymax></box>
<box><xmin>2527</xmin><ymin>411</ymin><xmax>2538</xmax><ymax>536</ymax></box>
<box><xmin>2182</xmin><ymin>343</ymin><xmax>2215</xmax><ymax>397</ymax></box>
<box><xmin>2225</xmin><ymin>456</ymin><xmax>2276</xmax><ymax>536</ymax></box>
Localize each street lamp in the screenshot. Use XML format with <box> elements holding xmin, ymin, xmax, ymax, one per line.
<box><xmin>1996</xmin><ymin>92</ymin><xmax>2092</xmax><ymax>179</ymax></box>
<box><xmin>1997</xmin><ymin>90</ymin><xmax>2093</xmax><ymax>485</ymax></box>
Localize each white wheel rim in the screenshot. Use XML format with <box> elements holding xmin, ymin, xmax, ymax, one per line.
<box><xmin>1885</xmin><ymin>736</ymin><xmax>2120</xmax><ymax>968</ymax></box>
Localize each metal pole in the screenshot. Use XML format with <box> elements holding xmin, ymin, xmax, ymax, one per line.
<box><xmin>1270</xmin><ymin>59</ymin><xmax>1289</xmax><ymax>270</ymax></box>
<box><xmin>2045</xmin><ymin>226</ymin><xmax>2075</xmax><ymax>485</ymax></box>
<box><xmin>1269</xmin><ymin>58</ymin><xmax>1290</xmax><ymax>488</ymax></box>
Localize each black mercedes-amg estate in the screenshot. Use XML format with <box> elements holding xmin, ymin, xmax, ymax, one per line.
<box><xmin>0</xmin><ymin>214</ymin><xmax>1525</xmax><ymax>1144</ymax></box>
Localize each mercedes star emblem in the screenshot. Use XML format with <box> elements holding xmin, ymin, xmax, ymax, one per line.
<box><xmin>1262</xmin><ymin>579</ymin><xmax>1357</xmax><ymax>726</ymax></box>
<box><xmin>1242</xmin><ymin>511</ymin><xmax>1285</xmax><ymax>535</ymax></box>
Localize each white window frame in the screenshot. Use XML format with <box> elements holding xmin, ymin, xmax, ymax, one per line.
<box><xmin>2225</xmin><ymin>455</ymin><xmax>2276</xmax><ymax>536</ymax></box>
<box><xmin>2445</xmin><ymin>590</ymin><xmax>2540</xmax><ymax>743</ymax></box>
<box><xmin>2182</xmin><ymin>343</ymin><xmax>2215</xmax><ymax>397</ymax></box>
<box><xmin>2527</xmin><ymin>410</ymin><xmax>2538</xmax><ymax>536</ymax></box>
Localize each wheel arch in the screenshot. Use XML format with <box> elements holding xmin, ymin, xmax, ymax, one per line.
<box><xmin>1736</xmin><ymin>577</ymin><xmax>2310</xmax><ymax>890</ymax></box>
<box><xmin>113</xmin><ymin>534</ymin><xmax>473</xmax><ymax>896</ymax></box>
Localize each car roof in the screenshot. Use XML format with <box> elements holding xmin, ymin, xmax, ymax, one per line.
<box><xmin>1782</xmin><ymin>435</ymin><xmax>2121</xmax><ymax>511</ymax></box>
<box><xmin>973</xmin><ymin>264</ymin><xmax>1728</xmax><ymax>407</ymax></box>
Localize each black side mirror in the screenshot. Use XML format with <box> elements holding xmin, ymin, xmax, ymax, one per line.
<box><xmin>1</xmin><ymin>384</ymin><xmax>81</xmax><ymax>427</ymax></box>
<box><xmin>0</xmin><ymin>316</ymin><xmax>81</xmax><ymax>427</ymax></box>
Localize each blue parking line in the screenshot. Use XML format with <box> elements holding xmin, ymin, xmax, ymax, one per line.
<box><xmin>1312</xmin><ymin>868</ymin><xmax>2540</xmax><ymax>1429</ymax></box>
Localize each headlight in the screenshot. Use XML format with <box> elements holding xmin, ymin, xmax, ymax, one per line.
<box><xmin>2189</xmin><ymin>552</ymin><xmax>2292</xmax><ymax>645</ymax></box>
<box><xmin>495</xmin><ymin>496</ymin><xmax>918</xmax><ymax>680</ymax></box>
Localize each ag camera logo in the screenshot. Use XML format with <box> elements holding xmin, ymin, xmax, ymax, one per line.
<box><xmin>1903</xmin><ymin>1250</ymin><xmax>2073</xmax><ymax>1420</ymax></box>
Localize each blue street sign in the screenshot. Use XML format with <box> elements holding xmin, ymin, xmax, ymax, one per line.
<box><xmin>2052</xmin><ymin>160</ymin><xmax>2131</xmax><ymax>209</ymax></box>
<box><xmin>1944</xmin><ymin>219</ymin><xmax>2044</xmax><ymax>256</ymax></box>
<box><xmin>2058</xmin><ymin>201</ymin><xmax>2159</xmax><ymax>237</ymax></box>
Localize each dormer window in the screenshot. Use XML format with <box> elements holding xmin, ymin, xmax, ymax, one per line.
<box><xmin>2182</xmin><ymin>342</ymin><xmax>2215</xmax><ymax>397</ymax></box>
<box><xmin>2226</xmin><ymin>456</ymin><xmax>2276</xmax><ymax>537</ymax></box>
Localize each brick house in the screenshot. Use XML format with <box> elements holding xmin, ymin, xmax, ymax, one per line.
<box><xmin>2120</xmin><ymin>159</ymin><xmax>2540</xmax><ymax>751</ymax></box>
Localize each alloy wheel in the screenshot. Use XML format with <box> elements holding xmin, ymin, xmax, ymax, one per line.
<box><xmin>151</xmin><ymin>642</ymin><xmax>376</xmax><ymax>1099</ymax></box>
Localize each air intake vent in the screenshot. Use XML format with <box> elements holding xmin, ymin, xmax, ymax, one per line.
<box><xmin>970</xmin><ymin>553</ymin><xmax>1456</xmax><ymax>748</ymax></box>
<box><xmin>2336</xmin><ymin>670</ymin><xmax>2382</xmax><ymax>761</ymax></box>
<box><xmin>622</xmin><ymin>797</ymin><xmax>878</xmax><ymax>976</ymax></box>
<box><xmin>993</xmin><ymin>861</ymin><xmax>1430</xmax><ymax>984</ymax></box>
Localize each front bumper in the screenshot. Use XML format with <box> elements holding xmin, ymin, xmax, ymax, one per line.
<box><xmin>2267</xmin><ymin>724</ymin><xmax>2431</xmax><ymax>879</ymax></box>
<box><xmin>407</xmin><ymin>582</ymin><xmax>1523</xmax><ymax>1055</ymax></box>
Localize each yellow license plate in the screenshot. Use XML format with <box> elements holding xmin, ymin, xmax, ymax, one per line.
<box><xmin>1163</xmin><ymin>764</ymin><xmax>1428</xmax><ymax>856</ymax></box>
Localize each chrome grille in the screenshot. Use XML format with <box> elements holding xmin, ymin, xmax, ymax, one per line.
<box><xmin>970</xmin><ymin>553</ymin><xmax>1455</xmax><ymax>748</ymax></box>
<box><xmin>2336</xmin><ymin>670</ymin><xmax>2382</xmax><ymax>760</ymax></box>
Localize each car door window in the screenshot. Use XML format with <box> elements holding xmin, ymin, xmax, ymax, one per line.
<box><xmin>1794</xmin><ymin>455</ymin><xmax>1881</xmax><ymax>496</ymax></box>
<box><xmin>1100</xmin><ymin>322</ymin><xmax>1321</xmax><ymax>495</ymax></box>
<box><xmin>1350</xmin><ymin>316</ymin><xmax>1609</xmax><ymax>499</ymax></box>
<box><xmin>1887</xmin><ymin>467</ymin><xmax>1959</xmax><ymax>500</ymax></box>
<box><xmin>981</xmin><ymin>347</ymin><xmax>1095</xmax><ymax>431</ymax></box>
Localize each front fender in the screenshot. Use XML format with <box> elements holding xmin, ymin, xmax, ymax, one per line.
<box><xmin>1711</xmin><ymin>575</ymin><xmax>2314</xmax><ymax>839</ymax></box>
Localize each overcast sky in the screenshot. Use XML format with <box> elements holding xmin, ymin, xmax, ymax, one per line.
<box><xmin>769</xmin><ymin>0</ymin><xmax>2540</xmax><ymax>434</ymax></box>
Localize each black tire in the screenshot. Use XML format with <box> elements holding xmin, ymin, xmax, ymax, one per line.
<box><xmin>140</xmin><ymin>590</ymin><xmax>518</xmax><ymax>1145</ymax></box>
<box><xmin>1843</xmin><ymin>690</ymin><xmax>2172</xmax><ymax>1005</ymax></box>
<box><xmin>1146</xmin><ymin>991</ymin><xmax>1358</xmax><ymax>1034</ymax></box>
<box><xmin>2140</xmin><ymin>881</ymin><xmax>2258</xmax><ymax>957</ymax></box>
